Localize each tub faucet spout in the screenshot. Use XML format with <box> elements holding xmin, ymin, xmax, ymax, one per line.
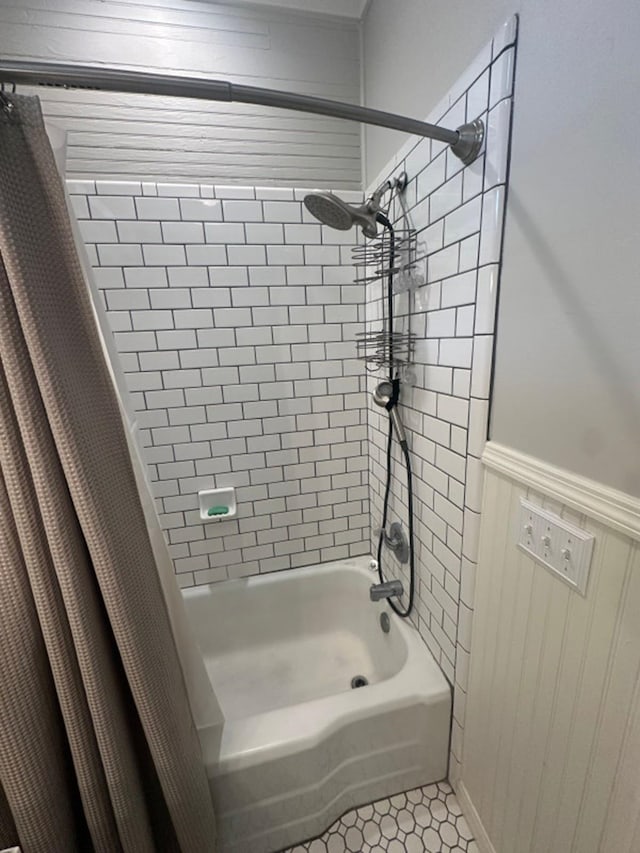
<box><xmin>370</xmin><ymin>579</ymin><xmax>404</xmax><ymax>602</ymax></box>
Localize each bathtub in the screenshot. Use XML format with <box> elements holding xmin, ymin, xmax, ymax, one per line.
<box><xmin>182</xmin><ymin>556</ymin><xmax>451</xmax><ymax>853</ymax></box>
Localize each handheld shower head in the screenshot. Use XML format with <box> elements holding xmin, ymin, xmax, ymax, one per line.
<box><xmin>373</xmin><ymin>381</ymin><xmax>407</xmax><ymax>445</ymax></box>
<box><xmin>303</xmin><ymin>192</ymin><xmax>379</xmax><ymax>238</ymax></box>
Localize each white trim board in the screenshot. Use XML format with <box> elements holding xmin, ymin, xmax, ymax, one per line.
<box><xmin>482</xmin><ymin>441</ymin><xmax>640</xmax><ymax>542</ymax></box>
<box><xmin>456</xmin><ymin>782</ymin><xmax>497</xmax><ymax>853</ymax></box>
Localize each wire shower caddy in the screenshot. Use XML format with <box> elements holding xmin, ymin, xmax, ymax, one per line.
<box><xmin>352</xmin><ymin>222</ymin><xmax>420</xmax><ymax>374</ymax></box>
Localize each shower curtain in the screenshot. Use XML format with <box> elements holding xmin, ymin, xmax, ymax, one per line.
<box><xmin>0</xmin><ymin>95</ymin><xmax>217</xmax><ymax>852</ymax></box>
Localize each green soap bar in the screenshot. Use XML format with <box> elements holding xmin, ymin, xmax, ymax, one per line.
<box><xmin>207</xmin><ymin>505</ymin><xmax>229</xmax><ymax>516</ymax></box>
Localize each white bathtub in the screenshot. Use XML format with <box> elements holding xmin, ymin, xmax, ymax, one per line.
<box><xmin>182</xmin><ymin>556</ymin><xmax>451</xmax><ymax>853</ymax></box>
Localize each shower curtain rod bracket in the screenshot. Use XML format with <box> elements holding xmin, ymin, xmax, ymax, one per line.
<box><xmin>0</xmin><ymin>59</ymin><xmax>484</xmax><ymax>164</ymax></box>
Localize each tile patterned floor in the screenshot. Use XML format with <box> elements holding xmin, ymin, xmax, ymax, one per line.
<box><xmin>284</xmin><ymin>781</ymin><xmax>477</xmax><ymax>853</ymax></box>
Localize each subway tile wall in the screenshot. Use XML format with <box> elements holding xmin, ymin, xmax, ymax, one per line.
<box><xmin>68</xmin><ymin>181</ymin><xmax>369</xmax><ymax>587</ymax></box>
<box><xmin>364</xmin><ymin>17</ymin><xmax>517</xmax><ymax>785</ymax></box>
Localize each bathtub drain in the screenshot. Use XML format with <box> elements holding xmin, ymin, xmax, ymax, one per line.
<box><xmin>351</xmin><ymin>675</ymin><xmax>369</xmax><ymax>689</ymax></box>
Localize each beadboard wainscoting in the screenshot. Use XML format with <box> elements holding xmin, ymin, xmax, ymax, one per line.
<box><xmin>459</xmin><ymin>441</ymin><xmax>640</xmax><ymax>853</ymax></box>
<box><xmin>70</xmin><ymin>179</ymin><xmax>369</xmax><ymax>587</ymax></box>
<box><xmin>1</xmin><ymin>0</ymin><xmax>361</xmax><ymax>186</ymax></box>
<box><xmin>364</xmin><ymin>16</ymin><xmax>517</xmax><ymax>781</ymax></box>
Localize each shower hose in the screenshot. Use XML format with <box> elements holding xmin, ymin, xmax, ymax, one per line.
<box><xmin>375</xmin><ymin>213</ymin><xmax>415</xmax><ymax>618</ymax></box>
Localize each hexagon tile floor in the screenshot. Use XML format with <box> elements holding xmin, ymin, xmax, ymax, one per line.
<box><xmin>283</xmin><ymin>781</ymin><xmax>478</xmax><ymax>852</ymax></box>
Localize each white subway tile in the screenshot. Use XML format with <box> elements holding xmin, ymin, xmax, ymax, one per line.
<box><xmin>437</xmin><ymin>394</ymin><xmax>470</xmax><ymax>427</ymax></box>
<box><xmin>479</xmin><ymin>186</ymin><xmax>506</xmax><ymax>265</ymax></box>
<box><xmin>124</xmin><ymin>267</ymin><xmax>168</xmax><ymax>288</ymax></box>
<box><xmin>248</xmin><ymin>265</ymin><xmax>287</xmax><ymax>286</ymax></box>
<box><xmin>173</xmin><ymin>309</ymin><xmax>213</xmax><ymax>329</ymax></box>
<box><xmin>428</xmin><ymin>244</ymin><xmax>459</xmax><ymax>281</ymax></box>
<box><xmin>227</xmin><ymin>245</ymin><xmax>266</xmax><ymax>266</ymax></box>
<box><xmin>439</xmin><ymin>338</ymin><xmax>473</xmax><ymax>368</ymax></box>
<box><xmin>245</xmin><ymin>223</ymin><xmax>284</xmax><ymax>244</ymax></box>
<box><xmin>79</xmin><ymin>219</ymin><xmax>118</xmax><ymax>243</ymax></box>
<box><xmin>180</xmin><ymin>198</ymin><xmax>223</xmax><ymax>221</ymax></box>
<box><xmin>466</xmin><ymin>69</ymin><xmax>490</xmax><ymax>122</ymax></box>
<box><xmin>156</xmin><ymin>330</ymin><xmax>197</xmax><ymax>350</ymax></box>
<box><xmin>185</xmin><ymin>245</ymin><xmax>227</xmax><ymax>265</ymax></box>
<box><xmin>430</xmin><ymin>172</ymin><xmax>463</xmax><ymax>222</ymax></box>
<box><xmin>96</xmin><ymin>180</ymin><xmax>141</xmax><ymax>196</ymax></box>
<box><xmin>470</xmin><ymin>335</ymin><xmax>493</xmax><ymax>398</ymax></box>
<box><xmin>444</xmin><ymin>197</ymin><xmax>482</xmax><ymax>245</ymax></box>
<box><xmin>161</xmin><ymin>222</ymin><xmax>205</xmax><ymax>243</ymax></box>
<box><xmin>204</xmin><ymin>222</ymin><xmax>245</xmax><ymax>243</ymax></box>
<box><xmin>212</xmin><ymin>307</ymin><xmax>252</xmax><ymax>327</ymax></box>
<box><xmin>143</xmin><ymin>244</ymin><xmax>186</xmax><ymax>265</ymax></box>
<box><xmin>489</xmin><ymin>47</ymin><xmax>515</xmax><ymax>109</ymax></box>
<box><xmin>222</xmin><ymin>200</ymin><xmax>262</xmax><ymax>221</ymax></box>
<box><xmin>69</xmin><ymin>194</ymin><xmax>89</xmax><ymax>218</ymax></box>
<box><xmin>267</xmin><ymin>244</ymin><xmax>304</xmax><ymax>265</ymax></box>
<box><xmin>475</xmin><ymin>264</ymin><xmax>499</xmax><ymax>333</ymax></box>
<box><xmin>255</xmin><ymin>187</ymin><xmax>294</xmax><ymax>200</ymax></box>
<box><xmin>284</xmin><ymin>223</ymin><xmax>321</xmax><ymax>244</ymax></box>
<box><xmin>493</xmin><ymin>14</ymin><xmax>518</xmax><ymax>57</ymax></box>
<box><xmin>468</xmin><ymin>397</ymin><xmax>489</xmax><ymax>457</ymax></box>
<box><xmin>216</xmin><ymin>185</ymin><xmax>255</xmax><ymax>199</ymax></box>
<box><xmin>106</xmin><ymin>289</ymin><xmax>149</xmax><ymax>310</ymax></box>
<box><xmin>166</xmin><ymin>266</ymin><xmax>208</xmax><ymax>287</ymax></box>
<box><xmin>416</xmin><ymin>153</ymin><xmax>446</xmax><ymax>198</ymax></box>
<box><xmin>66</xmin><ymin>178</ymin><xmax>95</xmax><ymax>195</ymax></box>
<box><xmin>108</xmin><ymin>311</ymin><xmax>132</xmax><ymax>332</ymax></box>
<box><xmin>208</xmin><ymin>266</ymin><xmax>248</xmax><ymax>287</ymax></box>
<box><xmin>157</xmin><ymin>182</ymin><xmax>199</xmax><ymax>197</ymax></box>
<box><xmin>191</xmin><ymin>289</ymin><xmax>231</xmax><ymax>308</ymax></box>
<box><xmin>89</xmin><ymin>195</ymin><xmax>136</xmax><ymax>219</ymax></box>
<box><xmin>131</xmin><ymin>310</ymin><xmax>173</xmax><ymax>331</ymax></box>
<box><xmin>230</xmin><ymin>287</ymin><xmax>270</xmax><ymax>307</ymax></box>
<box><xmin>440</xmin><ymin>271</ymin><xmax>476</xmax><ymax>307</ymax></box>
<box><xmin>263</xmin><ymin>201</ymin><xmax>302</xmax><ymax>222</ymax></box>
<box><xmin>135</xmin><ymin>197</ymin><xmax>180</xmax><ymax>220</ymax></box>
<box><xmin>484</xmin><ymin>98</ymin><xmax>511</xmax><ymax>190</ymax></box>
<box><xmin>117</xmin><ymin>221</ymin><xmax>162</xmax><ymax>243</ymax></box>
<box><xmin>426</xmin><ymin>308</ymin><xmax>456</xmax><ymax>338</ymax></box>
<box><xmin>98</xmin><ymin>244</ymin><xmax>143</xmax><ymax>266</ymax></box>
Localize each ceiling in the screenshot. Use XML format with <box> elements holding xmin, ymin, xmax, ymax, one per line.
<box><xmin>223</xmin><ymin>0</ymin><xmax>369</xmax><ymax>19</ymax></box>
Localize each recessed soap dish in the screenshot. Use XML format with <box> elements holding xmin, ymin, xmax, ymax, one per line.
<box><xmin>198</xmin><ymin>486</ymin><xmax>236</xmax><ymax>521</ymax></box>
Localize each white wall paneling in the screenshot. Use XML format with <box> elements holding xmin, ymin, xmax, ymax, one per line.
<box><xmin>460</xmin><ymin>441</ymin><xmax>640</xmax><ymax>853</ymax></box>
<box><xmin>1</xmin><ymin>0</ymin><xmax>361</xmax><ymax>186</ymax></box>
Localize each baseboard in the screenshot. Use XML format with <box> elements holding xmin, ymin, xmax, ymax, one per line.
<box><xmin>456</xmin><ymin>781</ymin><xmax>497</xmax><ymax>853</ymax></box>
<box><xmin>482</xmin><ymin>441</ymin><xmax>640</xmax><ymax>542</ymax></box>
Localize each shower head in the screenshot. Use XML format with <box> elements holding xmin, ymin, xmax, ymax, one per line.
<box><xmin>373</xmin><ymin>381</ymin><xmax>407</xmax><ymax>445</ymax></box>
<box><xmin>373</xmin><ymin>380</ymin><xmax>394</xmax><ymax>409</ymax></box>
<box><xmin>303</xmin><ymin>192</ymin><xmax>379</xmax><ymax>238</ymax></box>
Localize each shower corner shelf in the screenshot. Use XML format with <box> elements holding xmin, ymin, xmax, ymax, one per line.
<box><xmin>356</xmin><ymin>329</ymin><xmax>416</xmax><ymax>373</ymax></box>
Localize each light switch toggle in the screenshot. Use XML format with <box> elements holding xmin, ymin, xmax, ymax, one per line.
<box><xmin>517</xmin><ymin>498</ymin><xmax>594</xmax><ymax>596</ymax></box>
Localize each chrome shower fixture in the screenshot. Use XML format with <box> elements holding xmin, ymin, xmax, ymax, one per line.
<box><xmin>303</xmin><ymin>192</ymin><xmax>381</xmax><ymax>238</ymax></box>
<box><xmin>373</xmin><ymin>381</ymin><xmax>407</xmax><ymax>445</ymax></box>
<box><xmin>303</xmin><ymin>173</ymin><xmax>406</xmax><ymax>239</ymax></box>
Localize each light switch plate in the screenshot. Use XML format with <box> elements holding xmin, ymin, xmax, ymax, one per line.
<box><xmin>517</xmin><ymin>498</ymin><xmax>594</xmax><ymax>595</ymax></box>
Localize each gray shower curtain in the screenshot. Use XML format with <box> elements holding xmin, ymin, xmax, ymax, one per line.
<box><xmin>0</xmin><ymin>96</ymin><xmax>216</xmax><ymax>852</ymax></box>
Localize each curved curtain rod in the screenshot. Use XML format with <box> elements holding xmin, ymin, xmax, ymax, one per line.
<box><xmin>0</xmin><ymin>59</ymin><xmax>484</xmax><ymax>164</ymax></box>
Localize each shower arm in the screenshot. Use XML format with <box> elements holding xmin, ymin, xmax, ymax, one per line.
<box><xmin>0</xmin><ymin>59</ymin><xmax>484</xmax><ymax>165</ymax></box>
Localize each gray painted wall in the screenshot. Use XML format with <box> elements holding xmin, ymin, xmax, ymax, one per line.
<box><xmin>0</xmin><ymin>0</ymin><xmax>361</xmax><ymax>187</ymax></box>
<box><xmin>363</xmin><ymin>0</ymin><xmax>640</xmax><ymax>497</ymax></box>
